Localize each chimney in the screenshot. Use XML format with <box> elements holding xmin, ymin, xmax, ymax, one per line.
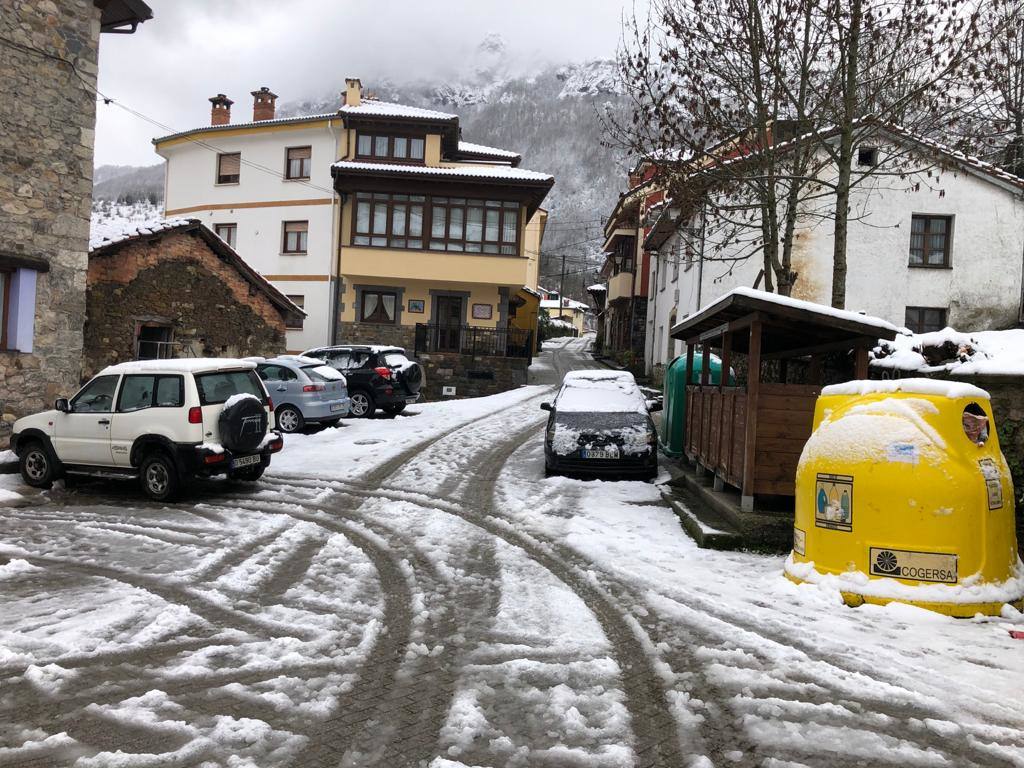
<box><xmin>209</xmin><ymin>94</ymin><xmax>233</xmax><ymax>126</ymax></box>
<box><xmin>251</xmin><ymin>86</ymin><xmax>278</xmax><ymax>121</ymax></box>
<box><xmin>343</xmin><ymin>77</ymin><xmax>361</xmax><ymax>108</ymax></box>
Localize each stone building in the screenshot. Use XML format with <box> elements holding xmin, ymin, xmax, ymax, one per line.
<box><xmin>0</xmin><ymin>0</ymin><xmax>151</xmax><ymax>436</ymax></box>
<box><xmin>85</xmin><ymin>219</ymin><xmax>303</xmax><ymax>376</ymax></box>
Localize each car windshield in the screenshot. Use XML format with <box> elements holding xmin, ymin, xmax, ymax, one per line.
<box><xmin>556</xmin><ymin>373</ymin><xmax>647</xmax><ymax>414</ymax></box>
<box><xmin>195</xmin><ymin>370</ymin><xmax>266</xmax><ymax>405</ymax></box>
<box><xmin>303</xmin><ymin>364</ymin><xmax>344</xmax><ymax>382</ymax></box>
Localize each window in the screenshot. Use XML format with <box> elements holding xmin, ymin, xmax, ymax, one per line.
<box><xmin>195</xmin><ymin>370</ymin><xmax>266</xmax><ymax>405</ymax></box>
<box><xmin>214</xmin><ymin>223</ymin><xmax>237</xmax><ymax>249</ymax></box>
<box><xmin>117</xmin><ymin>375</ymin><xmax>184</xmax><ymax>412</ymax></box>
<box><xmin>857</xmin><ymin>146</ymin><xmax>878</xmax><ymax>167</ymax></box>
<box><xmin>286</xmin><ymin>146</ymin><xmax>311</xmax><ymax>180</ymax></box>
<box><xmin>352</xmin><ymin>192</ymin><xmax>520</xmax><ymax>254</ymax></box>
<box><xmin>612</xmin><ymin>237</ymin><xmax>635</xmax><ymax>274</ymax></box>
<box><xmin>905</xmin><ymin>306</ymin><xmax>948</xmax><ymax>333</ymax></box>
<box><xmin>286</xmin><ymin>295</ymin><xmax>304</xmax><ymax>330</ymax></box>
<box><xmin>71</xmin><ymin>375</ymin><xmax>119</xmax><ymax>413</ymax></box>
<box><xmin>361</xmin><ymin>290</ymin><xmax>398</xmax><ymax>323</ymax></box>
<box><xmin>326</xmin><ymin>350</ymin><xmax>370</xmax><ymax>370</ymax></box>
<box><xmin>659</xmin><ymin>252</ymin><xmax>667</xmax><ymax>290</ymax></box>
<box><xmin>257</xmin><ymin>364</ymin><xmax>298</xmax><ymax>382</ymax></box>
<box><xmin>355</xmin><ymin>133</ymin><xmax>425</xmax><ymax>162</ymax></box>
<box><xmin>217</xmin><ymin>152</ymin><xmax>240</xmax><ymax>184</ymax></box>
<box><xmin>0</xmin><ymin>269</ymin><xmax>10</xmax><ymax>350</ymax></box>
<box><xmin>283</xmin><ymin>220</ymin><xmax>308</xmax><ymax>254</ymax></box>
<box><xmin>909</xmin><ymin>215</ymin><xmax>952</xmax><ymax>267</ymax></box>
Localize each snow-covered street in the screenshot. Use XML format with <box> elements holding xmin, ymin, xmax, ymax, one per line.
<box><xmin>1</xmin><ymin>336</ymin><xmax>1024</xmax><ymax>767</ymax></box>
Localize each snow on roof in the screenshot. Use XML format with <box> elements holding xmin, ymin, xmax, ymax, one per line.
<box><xmin>541</xmin><ymin>298</ymin><xmax>589</xmax><ymax>311</ymax></box>
<box><xmin>332</xmin><ymin>160</ymin><xmax>553</xmax><ymax>183</ymax></box>
<box><xmin>100</xmin><ymin>358</ymin><xmax>257</xmax><ymax>375</ymax></box>
<box><xmin>90</xmin><ymin>215</ymin><xmax>193</xmax><ymax>252</ymax></box>
<box><xmin>871</xmin><ymin>327</ymin><xmax>1024</xmax><ymax>377</ymax></box>
<box><xmin>153</xmin><ymin>113</ymin><xmax>339</xmax><ymax>144</ymax></box>
<box><xmin>821</xmin><ymin>378</ymin><xmax>990</xmax><ymax>400</ymax></box>
<box><xmin>338</xmin><ymin>99</ymin><xmax>456</xmax><ymax>121</ymax></box>
<box><xmin>557</xmin><ymin>370</ymin><xmax>647</xmax><ymax>413</ymax></box>
<box><xmin>587</xmin><ymin>284</ymin><xmax>608</xmax><ymax>292</ymax></box>
<box><xmin>457</xmin><ymin>141</ymin><xmax>520</xmax><ymax>159</ymax></box>
<box><xmin>703</xmin><ymin>287</ymin><xmax>900</xmax><ymax>333</ymax></box>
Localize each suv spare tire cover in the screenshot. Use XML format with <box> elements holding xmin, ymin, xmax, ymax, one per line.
<box><xmin>401</xmin><ymin>361</ymin><xmax>423</xmax><ymax>392</ymax></box>
<box><xmin>218</xmin><ymin>395</ymin><xmax>267</xmax><ymax>453</ymax></box>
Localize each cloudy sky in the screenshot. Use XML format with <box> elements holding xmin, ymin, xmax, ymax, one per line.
<box><xmin>94</xmin><ymin>0</ymin><xmax>634</xmax><ymax>166</ymax></box>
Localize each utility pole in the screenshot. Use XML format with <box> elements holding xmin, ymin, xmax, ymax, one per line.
<box><xmin>558</xmin><ymin>254</ymin><xmax>566</xmax><ymax>306</ymax></box>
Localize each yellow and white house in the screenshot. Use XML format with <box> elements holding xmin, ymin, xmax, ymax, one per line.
<box><xmin>154</xmin><ymin>79</ymin><xmax>553</xmax><ymax>369</ymax></box>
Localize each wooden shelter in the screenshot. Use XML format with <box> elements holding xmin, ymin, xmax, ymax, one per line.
<box><xmin>670</xmin><ymin>288</ymin><xmax>897</xmax><ymax>511</ymax></box>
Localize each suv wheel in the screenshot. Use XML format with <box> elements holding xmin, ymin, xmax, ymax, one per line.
<box><xmin>140</xmin><ymin>452</ymin><xmax>181</xmax><ymax>502</ymax></box>
<box><xmin>276</xmin><ymin>405</ymin><xmax>304</xmax><ymax>433</ymax></box>
<box><xmin>349</xmin><ymin>390</ymin><xmax>376</xmax><ymax>418</ymax></box>
<box><xmin>20</xmin><ymin>442</ymin><xmax>55</xmax><ymax>488</ymax></box>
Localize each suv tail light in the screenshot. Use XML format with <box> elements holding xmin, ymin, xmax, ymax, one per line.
<box><xmin>302</xmin><ymin>384</ymin><xmax>325</xmax><ymax>392</ymax></box>
<box><xmin>188</xmin><ymin>406</ymin><xmax>202</xmax><ymax>424</ymax></box>
<box><xmin>374</xmin><ymin>366</ymin><xmax>392</xmax><ymax>379</ymax></box>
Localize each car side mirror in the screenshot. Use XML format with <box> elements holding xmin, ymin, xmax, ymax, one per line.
<box><xmin>55</xmin><ymin>397</ymin><xmax>70</xmax><ymax>413</ymax></box>
<box><xmin>540</xmin><ymin>402</ymin><xmax>552</xmax><ymax>411</ymax></box>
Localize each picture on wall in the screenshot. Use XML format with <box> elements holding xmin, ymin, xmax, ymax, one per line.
<box><xmin>408</xmin><ymin>299</ymin><xmax>425</xmax><ymax>313</ymax></box>
<box><xmin>472</xmin><ymin>303</ymin><xmax>493</xmax><ymax>320</ymax></box>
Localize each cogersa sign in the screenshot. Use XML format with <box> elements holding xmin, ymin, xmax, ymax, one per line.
<box><xmin>869</xmin><ymin>547</ymin><xmax>958</xmax><ymax>584</ymax></box>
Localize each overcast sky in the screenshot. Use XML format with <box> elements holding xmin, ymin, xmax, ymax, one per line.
<box><xmin>94</xmin><ymin>0</ymin><xmax>634</xmax><ymax>166</ymax></box>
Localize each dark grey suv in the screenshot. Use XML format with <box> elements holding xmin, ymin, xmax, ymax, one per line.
<box><xmin>302</xmin><ymin>345</ymin><xmax>424</xmax><ymax>418</ymax></box>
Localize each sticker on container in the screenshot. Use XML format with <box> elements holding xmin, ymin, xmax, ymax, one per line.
<box><xmin>793</xmin><ymin>527</ymin><xmax>806</xmax><ymax>556</ymax></box>
<box><xmin>886</xmin><ymin>442</ymin><xmax>918</xmax><ymax>464</ymax></box>
<box><xmin>978</xmin><ymin>458</ymin><xmax>1003</xmax><ymax>510</ymax></box>
<box><xmin>815</xmin><ymin>473</ymin><xmax>853</xmax><ymax>532</ymax></box>
<box><xmin>869</xmin><ymin>547</ymin><xmax>958</xmax><ymax>584</ymax></box>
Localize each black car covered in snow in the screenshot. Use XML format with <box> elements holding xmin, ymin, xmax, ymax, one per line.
<box><xmin>302</xmin><ymin>345</ymin><xmax>423</xmax><ymax>418</ymax></box>
<box><xmin>542</xmin><ymin>370</ymin><xmax>660</xmax><ymax>480</ymax></box>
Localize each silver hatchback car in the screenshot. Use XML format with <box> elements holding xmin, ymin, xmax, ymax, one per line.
<box><xmin>255</xmin><ymin>356</ymin><xmax>350</xmax><ymax>433</ymax></box>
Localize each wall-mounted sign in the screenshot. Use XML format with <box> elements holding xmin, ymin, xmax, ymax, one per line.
<box><xmin>979</xmin><ymin>458</ymin><xmax>1003</xmax><ymax>509</ymax></box>
<box><xmin>793</xmin><ymin>527</ymin><xmax>806</xmax><ymax>556</ymax></box>
<box><xmin>407</xmin><ymin>299</ymin><xmax>425</xmax><ymax>314</ymax></box>
<box><xmin>869</xmin><ymin>547</ymin><xmax>957</xmax><ymax>584</ymax></box>
<box><xmin>815</xmin><ymin>473</ymin><xmax>853</xmax><ymax>532</ymax></box>
<box><xmin>442</xmin><ymin>385</ymin><xmax>457</xmax><ymax>397</ymax></box>
<box><xmin>472</xmin><ymin>303</ymin><xmax>493</xmax><ymax>320</ymax></box>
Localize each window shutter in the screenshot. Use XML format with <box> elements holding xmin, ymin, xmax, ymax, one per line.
<box><xmin>219</xmin><ymin>153</ymin><xmax>241</xmax><ymax>175</ymax></box>
<box><xmin>289</xmin><ymin>146</ymin><xmax>311</xmax><ymax>160</ymax></box>
<box><xmin>286</xmin><ymin>220</ymin><xmax>308</xmax><ymax>233</ymax></box>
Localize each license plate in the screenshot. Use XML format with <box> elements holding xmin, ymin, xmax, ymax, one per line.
<box><xmin>231</xmin><ymin>454</ymin><xmax>260</xmax><ymax>469</ymax></box>
<box><xmin>330</xmin><ymin>402</ymin><xmax>345</xmax><ymax>412</ymax></box>
<box><xmin>405</xmin><ymin>397</ymin><xmax>417</xmax><ymax>404</ymax></box>
<box><xmin>581</xmin><ymin>449</ymin><xmax>619</xmax><ymax>460</ymax></box>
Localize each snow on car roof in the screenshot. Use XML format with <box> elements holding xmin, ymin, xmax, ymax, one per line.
<box><xmin>556</xmin><ymin>370</ymin><xmax>648</xmax><ymax>413</ymax></box>
<box><xmin>821</xmin><ymin>378</ymin><xmax>990</xmax><ymax>400</ymax></box>
<box><xmin>100</xmin><ymin>358</ymin><xmax>257</xmax><ymax>375</ymax></box>
<box><xmin>266</xmin><ymin>355</ymin><xmax>328</xmax><ymax>366</ymax></box>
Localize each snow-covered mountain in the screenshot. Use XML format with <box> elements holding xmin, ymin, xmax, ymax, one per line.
<box><xmin>95</xmin><ymin>37</ymin><xmax>630</xmax><ymax>299</ymax></box>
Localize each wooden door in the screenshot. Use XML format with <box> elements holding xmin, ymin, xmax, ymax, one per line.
<box><xmin>436</xmin><ymin>295</ymin><xmax>463</xmax><ymax>352</ymax></box>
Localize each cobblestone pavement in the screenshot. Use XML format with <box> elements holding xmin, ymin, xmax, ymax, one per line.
<box><xmin>1</xmin><ymin>337</ymin><xmax>1023</xmax><ymax>767</ymax></box>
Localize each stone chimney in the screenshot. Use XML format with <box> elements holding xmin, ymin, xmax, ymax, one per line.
<box><xmin>251</xmin><ymin>87</ymin><xmax>278</xmax><ymax>121</ymax></box>
<box><xmin>209</xmin><ymin>94</ymin><xmax>233</xmax><ymax>126</ymax></box>
<box><xmin>343</xmin><ymin>78</ymin><xmax>361</xmax><ymax>107</ymax></box>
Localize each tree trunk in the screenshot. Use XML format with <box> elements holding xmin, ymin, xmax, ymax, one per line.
<box><xmin>831</xmin><ymin>0</ymin><xmax>862</xmax><ymax>310</ymax></box>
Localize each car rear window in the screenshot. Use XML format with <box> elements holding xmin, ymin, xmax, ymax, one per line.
<box><xmin>303</xmin><ymin>364</ymin><xmax>344</xmax><ymax>382</ymax></box>
<box><xmin>382</xmin><ymin>352</ymin><xmax>410</xmax><ymax>367</ymax></box>
<box><xmin>195</xmin><ymin>370</ymin><xmax>266</xmax><ymax>406</ymax></box>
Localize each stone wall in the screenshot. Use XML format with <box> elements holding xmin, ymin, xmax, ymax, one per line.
<box><xmin>84</xmin><ymin>230</ymin><xmax>288</xmax><ymax>376</ymax></box>
<box><xmin>417</xmin><ymin>352</ymin><xmax>529</xmax><ymax>400</ymax></box>
<box><xmin>0</xmin><ymin>1</ymin><xmax>102</xmax><ymax>432</ymax></box>
<box><xmin>335</xmin><ymin>320</ymin><xmax>415</xmax><ymax>351</ymax></box>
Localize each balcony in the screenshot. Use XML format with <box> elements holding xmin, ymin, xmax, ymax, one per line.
<box><xmin>608</xmin><ymin>270</ymin><xmax>635</xmax><ymax>302</ymax></box>
<box><xmin>414</xmin><ymin>324</ymin><xmax>533</xmax><ymax>362</ymax></box>
<box><xmin>342</xmin><ymin>246</ymin><xmax>531</xmax><ymax>286</ymax></box>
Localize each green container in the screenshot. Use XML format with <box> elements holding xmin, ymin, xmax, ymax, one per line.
<box><xmin>661</xmin><ymin>351</ymin><xmax>726</xmax><ymax>457</ymax></box>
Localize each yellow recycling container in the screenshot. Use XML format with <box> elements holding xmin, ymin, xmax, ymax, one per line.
<box><xmin>786</xmin><ymin>378</ymin><xmax>1024</xmax><ymax>617</ymax></box>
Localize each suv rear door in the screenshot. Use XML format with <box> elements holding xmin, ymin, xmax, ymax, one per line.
<box><xmin>193</xmin><ymin>369</ymin><xmax>270</xmax><ymax>446</ymax></box>
<box><xmin>109</xmin><ymin>374</ymin><xmax>185</xmax><ymax>466</ymax></box>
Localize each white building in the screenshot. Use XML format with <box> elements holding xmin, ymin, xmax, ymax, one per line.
<box><xmin>643</xmin><ymin>125</ymin><xmax>1024</xmax><ymax>374</ymax></box>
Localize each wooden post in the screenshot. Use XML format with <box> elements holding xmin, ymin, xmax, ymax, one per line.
<box><xmin>779</xmin><ymin>359</ymin><xmax>789</xmax><ymax>385</ymax></box>
<box><xmin>714</xmin><ymin>331</ymin><xmax>732</xmax><ymax>491</ymax></box>
<box><xmin>700</xmin><ymin>344</ymin><xmax>711</xmax><ymax>385</ymax></box>
<box><xmin>684</xmin><ymin>341</ymin><xmax>695</xmax><ymax>386</ymax></box>
<box><xmin>741</xmin><ymin>320</ymin><xmax>762</xmax><ymax>511</ymax></box>
<box><xmin>854</xmin><ymin>342</ymin><xmax>869</xmax><ymax>379</ymax></box>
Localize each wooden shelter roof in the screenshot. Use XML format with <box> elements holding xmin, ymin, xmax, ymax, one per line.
<box><xmin>671</xmin><ymin>287</ymin><xmax>898</xmax><ymax>358</ymax></box>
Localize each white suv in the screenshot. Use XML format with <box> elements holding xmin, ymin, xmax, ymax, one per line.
<box><xmin>10</xmin><ymin>359</ymin><xmax>283</xmax><ymax>501</ymax></box>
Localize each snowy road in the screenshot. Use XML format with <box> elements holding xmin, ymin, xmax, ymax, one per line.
<box><xmin>2</xmin><ymin>336</ymin><xmax>1024</xmax><ymax>767</ymax></box>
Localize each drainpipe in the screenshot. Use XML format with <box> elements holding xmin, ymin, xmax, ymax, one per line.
<box><xmin>649</xmin><ymin>248</ymin><xmax>659</xmax><ymax>373</ymax></box>
<box><xmin>327</xmin><ymin>117</ymin><xmax>342</xmax><ymax>345</ymax></box>
<box><xmin>628</xmin><ymin>232</ymin><xmax>639</xmax><ymax>355</ymax></box>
